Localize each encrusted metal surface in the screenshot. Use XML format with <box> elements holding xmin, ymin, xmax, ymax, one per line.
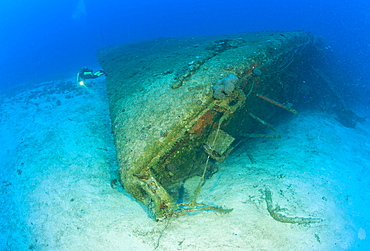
<box><xmin>97</xmin><ymin>31</ymin><xmax>317</xmax><ymax>220</ymax></box>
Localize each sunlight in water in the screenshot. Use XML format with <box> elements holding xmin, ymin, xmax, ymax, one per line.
<box><xmin>72</xmin><ymin>0</ymin><xmax>87</xmax><ymax>20</ymax></box>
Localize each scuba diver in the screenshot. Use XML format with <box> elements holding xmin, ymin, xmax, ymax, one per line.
<box><xmin>77</xmin><ymin>67</ymin><xmax>105</xmax><ymax>85</ymax></box>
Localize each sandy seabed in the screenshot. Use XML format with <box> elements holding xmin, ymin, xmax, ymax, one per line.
<box><xmin>1</xmin><ymin>78</ymin><xmax>369</xmax><ymax>250</ymax></box>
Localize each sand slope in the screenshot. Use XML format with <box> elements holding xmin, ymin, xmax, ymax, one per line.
<box><xmin>1</xmin><ymin>79</ymin><xmax>369</xmax><ymax>250</ymax></box>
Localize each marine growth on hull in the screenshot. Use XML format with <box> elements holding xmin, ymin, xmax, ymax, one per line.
<box><xmin>98</xmin><ymin>31</ymin><xmax>357</xmax><ymax>221</ymax></box>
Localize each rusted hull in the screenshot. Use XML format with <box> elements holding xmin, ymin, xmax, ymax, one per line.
<box><xmin>98</xmin><ymin>31</ymin><xmax>318</xmax><ymax>220</ymax></box>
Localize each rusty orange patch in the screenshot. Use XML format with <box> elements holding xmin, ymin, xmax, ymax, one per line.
<box><xmin>189</xmin><ymin>110</ymin><xmax>216</xmax><ymax>135</ymax></box>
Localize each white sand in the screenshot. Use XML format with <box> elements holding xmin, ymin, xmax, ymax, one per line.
<box><xmin>1</xmin><ymin>78</ymin><xmax>370</xmax><ymax>250</ymax></box>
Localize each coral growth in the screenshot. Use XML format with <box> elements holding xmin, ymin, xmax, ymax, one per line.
<box><xmin>212</xmin><ymin>74</ymin><xmax>239</xmax><ymax>99</ymax></box>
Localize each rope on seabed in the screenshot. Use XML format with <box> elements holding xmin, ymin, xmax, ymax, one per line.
<box><xmin>263</xmin><ymin>187</ymin><xmax>323</xmax><ymax>224</ymax></box>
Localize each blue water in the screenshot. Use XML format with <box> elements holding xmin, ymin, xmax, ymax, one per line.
<box><xmin>1</xmin><ymin>0</ymin><xmax>369</xmax><ymax>99</ymax></box>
